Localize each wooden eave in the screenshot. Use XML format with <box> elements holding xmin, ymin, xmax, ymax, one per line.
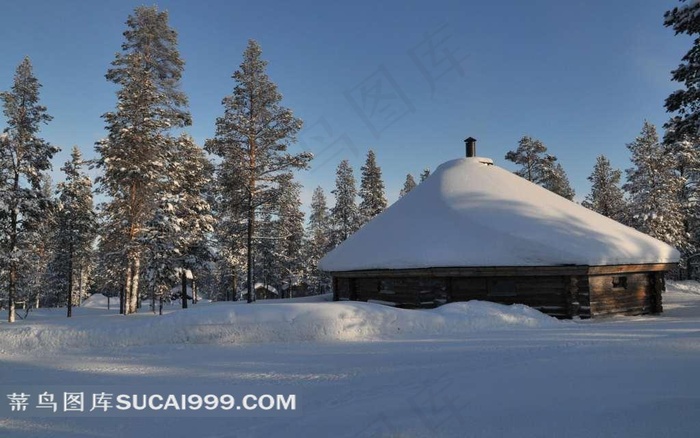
<box><xmin>327</xmin><ymin>263</ymin><xmax>677</xmax><ymax>278</ymax></box>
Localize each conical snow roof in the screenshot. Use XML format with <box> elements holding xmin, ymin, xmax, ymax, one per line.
<box><xmin>319</xmin><ymin>157</ymin><xmax>680</xmax><ymax>272</ymax></box>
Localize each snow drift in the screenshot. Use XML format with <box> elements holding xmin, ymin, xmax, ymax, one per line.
<box><xmin>0</xmin><ymin>299</ymin><xmax>557</xmax><ymax>353</ymax></box>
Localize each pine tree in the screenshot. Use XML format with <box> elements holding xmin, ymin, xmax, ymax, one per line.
<box><xmin>541</xmin><ymin>162</ymin><xmax>575</xmax><ymax>200</ymax></box>
<box><xmin>624</xmin><ymin>122</ymin><xmax>686</xmax><ymax>249</ymax></box>
<box><xmin>667</xmin><ymin>131</ymin><xmax>700</xmax><ymax>262</ymax></box>
<box><xmin>273</xmin><ymin>174</ymin><xmax>305</xmax><ymax>298</ymax></box>
<box><xmin>582</xmin><ymin>155</ymin><xmax>627</xmax><ymax>223</ymax></box>
<box><xmin>505</xmin><ymin>136</ymin><xmax>574</xmax><ymax>200</ymax></box>
<box><xmin>399</xmin><ymin>174</ymin><xmax>417</xmax><ymax>197</ymax></box>
<box><xmin>95</xmin><ymin>6</ymin><xmax>190</xmax><ymax>314</ymax></box>
<box><xmin>205</xmin><ymin>40</ymin><xmax>311</xmax><ymax>303</ymax></box>
<box><xmin>505</xmin><ymin>136</ymin><xmax>548</xmax><ymax>183</ymax></box>
<box><xmin>358</xmin><ymin>150</ymin><xmax>387</xmax><ymax>224</ymax></box>
<box><xmin>53</xmin><ymin>147</ymin><xmax>97</xmax><ymax>317</ymax></box>
<box><xmin>140</xmin><ymin>135</ymin><xmax>214</xmax><ymax>311</ymax></box>
<box><xmin>664</xmin><ymin>0</ymin><xmax>700</xmax><ymax>141</ymax></box>
<box><xmin>170</xmin><ymin>135</ymin><xmax>215</xmax><ymax>308</ymax></box>
<box><xmin>331</xmin><ymin>160</ymin><xmax>360</xmax><ymax>246</ymax></box>
<box><xmin>210</xmin><ymin>152</ymin><xmax>247</xmax><ymax>301</ymax></box>
<box><xmin>141</xmin><ymin>197</ymin><xmax>180</xmax><ymax>314</ymax></box>
<box><xmin>17</xmin><ymin>175</ymin><xmax>56</xmax><ymax>312</ymax></box>
<box><xmin>419</xmin><ymin>169</ymin><xmax>431</xmax><ymax>182</ymax></box>
<box><xmin>307</xmin><ymin>186</ymin><xmax>332</xmax><ymax>293</ymax></box>
<box><xmin>663</xmin><ymin>0</ymin><xmax>700</xmax><ymax>266</ymax></box>
<box><xmin>0</xmin><ymin>57</ymin><xmax>59</xmax><ymax>322</ymax></box>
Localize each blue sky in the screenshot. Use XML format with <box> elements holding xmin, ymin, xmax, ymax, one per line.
<box><xmin>0</xmin><ymin>0</ymin><xmax>691</xmax><ymax>208</ymax></box>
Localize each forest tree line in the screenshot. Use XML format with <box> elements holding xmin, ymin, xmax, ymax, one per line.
<box><xmin>2</xmin><ymin>2</ymin><xmax>700</xmax><ymax>322</ymax></box>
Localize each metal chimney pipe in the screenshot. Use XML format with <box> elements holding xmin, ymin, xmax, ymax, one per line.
<box><xmin>465</xmin><ymin>137</ymin><xmax>477</xmax><ymax>157</ymax></box>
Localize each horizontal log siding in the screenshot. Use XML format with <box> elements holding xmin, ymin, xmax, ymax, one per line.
<box><xmin>331</xmin><ymin>268</ymin><xmax>668</xmax><ymax>318</ymax></box>
<box><xmin>589</xmin><ymin>273</ymin><xmax>653</xmax><ymax>316</ymax></box>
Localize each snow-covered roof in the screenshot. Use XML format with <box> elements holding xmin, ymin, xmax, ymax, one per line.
<box><xmin>319</xmin><ymin>157</ymin><xmax>680</xmax><ymax>272</ymax></box>
<box><xmin>254</xmin><ymin>283</ymin><xmax>279</xmax><ymax>295</ymax></box>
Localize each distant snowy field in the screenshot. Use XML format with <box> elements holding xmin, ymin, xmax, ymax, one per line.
<box><xmin>1</xmin><ymin>282</ymin><xmax>700</xmax><ymax>437</ymax></box>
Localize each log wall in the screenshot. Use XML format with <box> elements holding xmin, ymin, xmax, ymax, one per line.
<box><xmin>331</xmin><ymin>268</ymin><xmax>668</xmax><ymax>318</ymax></box>
<box><xmin>588</xmin><ymin>272</ymin><xmax>657</xmax><ymax>316</ymax></box>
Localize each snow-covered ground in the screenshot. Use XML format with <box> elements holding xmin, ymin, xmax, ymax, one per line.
<box><xmin>1</xmin><ymin>282</ymin><xmax>700</xmax><ymax>437</ymax></box>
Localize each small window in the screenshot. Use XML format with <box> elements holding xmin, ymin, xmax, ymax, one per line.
<box><xmin>489</xmin><ymin>280</ymin><xmax>517</xmax><ymax>297</ymax></box>
<box><xmin>379</xmin><ymin>280</ymin><xmax>395</xmax><ymax>295</ymax></box>
<box><xmin>612</xmin><ymin>276</ymin><xmax>627</xmax><ymax>289</ymax></box>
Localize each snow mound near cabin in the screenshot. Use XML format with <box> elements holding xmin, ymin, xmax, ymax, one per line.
<box><xmin>0</xmin><ymin>300</ymin><xmax>558</xmax><ymax>353</ymax></box>
<box><xmin>81</xmin><ymin>293</ymin><xmax>112</xmax><ymax>309</ymax></box>
<box><xmin>667</xmin><ymin>280</ymin><xmax>700</xmax><ymax>295</ymax></box>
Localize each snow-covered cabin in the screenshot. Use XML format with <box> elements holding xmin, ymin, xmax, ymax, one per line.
<box><xmin>319</xmin><ymin>139</ymin><xmax>680</xmax><ymax>318</ymax></box>
<box><xmin>254</xmin><ymin>283</ymin><xmax>279</xmax><ymax>300</ymax></box>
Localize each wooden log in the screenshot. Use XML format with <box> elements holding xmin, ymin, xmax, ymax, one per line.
<box><xmin>327</xmin><ymin>263</ymin><xmax>677</xmax><ymax>279</ymax></box>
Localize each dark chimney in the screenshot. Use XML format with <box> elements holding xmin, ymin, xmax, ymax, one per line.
<box><xmin>465</xmin><ymin>137</ymin><xmax>477</xmax><ymax>157</ymax></box>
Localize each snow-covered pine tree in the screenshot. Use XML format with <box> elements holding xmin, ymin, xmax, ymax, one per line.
<box><xmin>399</xmin><ymin>174</ymin><xmax>417</xmax><ymax>197</ymax></box>
<box><xmin>210</xmin><ymin>153</ymin><xmax>247</xmax><ymax>301</ymax></box>
<box><xmin>624</xmin><ymin>121</ymin><xmax>687</xmax><ymax>249</ymax></box>
<box><xmin>667</xmin><ymin>132</ymin><xmax>700</xmax><ymax>263</ymax></box>
<box><xmin>253</xmin><ymin>206</ymin><xmax>277</xmax><ymax>299</ymax></box>
<box><xmin>663</xmin><ymin>0</ymin><xmax>700</xmax><ymax>268</ymax></box>
<box><xmin>140</xmin><ymin>135</ymin><xmax>214</xmax><ymax>311</ymax></box>
<box><xmin>170</xmin><ymin>135</ymin><xmax>215</xmax><ymax>308</ymax></box>
<box><xmin>331</xmin><ymin>159</ymin><xmax>360</xmax><ymax>246</ymax></box>
<box><xmin>53</xmin><ymin>147</ymin><xmax>97</xmax><ymax>317</ymax></box>
<box><xmin>16</xmin><ymin>175</ymin><xmax>55</xmax><ymax>312</ymax></box>
<box><xmin>541</xmin><ymin>162</ymin><xmax>575</xmax><ymax>201</ymax></box>
<box><xmin>419</xmin><ymin>169</ymin><xmax>431</xmax><ymax>182</ymax></box>
<box><xmin>95</xmin><ymin>6</ymin><xmax>190</xmax><ymax>314</ymax></box>
<box><xmin>307</xmin><ymin>186</ymin><xmax>332</xmax><ymax>293</ymax></box>
<box><xmin>664</xmin><ymin>0</ymin><xmax>700</xmax><ymax>141</ymax></box>
<box><xmin>505</xmin><ymin>136</ymin><xmax>548</xmax><ymax>183</ymax></box>
<box><xmin>91</xmin><ymin>217</ymin><xmax>127</xmax><ymax>312</ymax></box>
<box><xmin>141</xmin><ymin>196</ymin><xmax>181</xmax><ymax>314</ymax></box>
<box><xmin>273</xmin><ymin>174</ymin><xmax>306</xmax><ymax>298</ymax></box>
<box><xmin>205</xmin><ymin>40</ymin><xmax>311</xmax><ymax>303</ymax></box>
<box><xmin>358</xmin><ymin>150</ymin><xmax>387</xmax><ymax>224</ymax></box>
<box><xmin>582</xmin><ymin>155</ymin><xmax>627</xmax><ymax>223</ymax></box>
<box><xmin>0</xmin><ymin>57</ymin><xmax>59</xmax><ymax>322</ymax></box>
<box><xmin>505</xmin><ymin>136</ymin><xmax>574</xmax><ymax>199</ymax></box>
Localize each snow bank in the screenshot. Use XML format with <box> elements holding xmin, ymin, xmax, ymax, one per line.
<box><xmin>0</xmin><ymin>300</ymin><xmax>557</xmax><ymax>353</ymax></box>
<box><xmin>667</xmin><ymin>280</ymin><xmax>700</xmax><ymax>295</ymax></box>
<box><xmin>81</xmin><ymin>293</ymin><xmax>113</xmax><ymax>309</ymax></box>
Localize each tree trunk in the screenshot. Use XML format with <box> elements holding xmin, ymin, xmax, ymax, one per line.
<box><xmin>8</xmin><ymin>264</ymin><xmax>16</xmax><ymax>323</ymax></box>
<box><xmin>181</xmin><ymin>266</ymin><xmax>188</xmax><ymax>309</ymax></box>
<box><xmin>78</xmin><ymin>262</ymin><xmax>83</xmax><ymax>306</ymax></box>
<box><xmin>193</xmin><ymin>280</ymin><xmax>197</xmax><ymax>304</ymax></box>
<box><xmin>128</xmin><ymin>256</ymin><xmax>140</xmax><ymax>313</ymax></box>
<box><xmin>151</xmin><ymin>287</ymin><xmax>156</xmax><ymax>313</ymax></box>
<box><xmin>124</xmin><ymin>259</ymin><xmax>132</xmax><ymax>314</ymax></box>
<box><xmin>67</xmin><ymin>241</ymin><xmax>73</xmax><ymax>318</ymax></box>
<box><xmin>119</xmin><ymin>284</ymin><xmax>125</xmax><ymax>315</ymax></box>
<box><xmin>247</xmin><ymin>191</ymin><xmax>254</xmax><ymax>304</ymax></box>
<box><xmin>231</xmin><ymin>271</ymin><xmax>237</xmax><ymax>301</ymax></box>
<box><xmin>8</xmin><ymin>175</ymin><xmax>18</xmax><ymax>323</ymax></box>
